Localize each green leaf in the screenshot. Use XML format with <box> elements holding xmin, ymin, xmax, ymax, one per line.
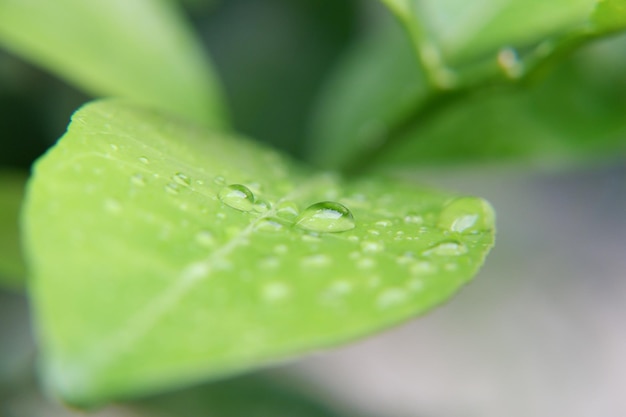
<box><xmin>23</xmin><ymin>99</ymin><xmax>494</xmax><ymax>406</ymax></box>
<box><xmin>0</xmin><ymin>0</ymin><xmax>227</xmax><ymax>126</ymax></box>
<box><xmin>0</xmin><ymin>171</ymin><xmax>27</xmax><ymax>290</ymax></box>
<box><xmin>592</xmin><ymin>0</ymin><xmax>626</xmax><ymax>33</ymax></box>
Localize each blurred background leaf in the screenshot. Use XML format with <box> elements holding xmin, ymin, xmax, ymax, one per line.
<box><xmin>0</xmin><ymin>0</ymin><xmax>227</xmax><ymax>126</ymax></box>
<box><xmin>0</xmin><ymin>171</ymin><xmax>28</xmax><ymax>290</ymax></box>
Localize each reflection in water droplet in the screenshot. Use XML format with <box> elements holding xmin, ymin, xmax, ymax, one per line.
<box><xmin>377</xmin><ymin>288</ymin><xmax>407</xmax><ymax>309</ymax></box>
<box><xmin>165</xmin><ymin>183</ymin><xmax>179</xmax><ymax>195</ymax></box>
<box><xmin>275</xmin><ymin>201</ymin><xmax>299</xmax><ymax>221</ymax></box>
<box><xmin>131</xmin><ymin>173</ymin><xmax>145</xmax><ymax>186</ymax></box>
<box><xmin>173</xmin><ymin>172</ymin><xmax>191</xmax><ymax>186</ymax></box>
<box><xmin>195</xmin><ymin>230</ymin><xmax>215</xmax><ymax>247</ymax></box>
<box><xmin>295</xmin><ymin>201</ymin><xmax>355</xmax><ymax>233</ymax></box>
<box><xmin>438</xmin><ymin>197</ymin><xmax>494</xmax><ymax>234</ymax></box>
<box><xmin>219</xmin><ymin>184</ymin><xmax>255</xmax><ymax>212</ymax></box>
<box><xmin>139</xmin><ymin>156</ymin><xmax>150</xmax><ymax>164</ymax></box>
<box><xmin>262</xmin><ymin>282</ymin><xmax>290</xmax><ymax>302</ymax></box>
<box><xmin>424</xmin><ymin>240</ymin><xmax>468</xmax><ymax>256</ymax></box>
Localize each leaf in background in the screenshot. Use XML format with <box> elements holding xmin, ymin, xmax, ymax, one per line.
<box><xmin>0</xmin><ymin>171</ymin><xmax>27</xmax><ymax>290</ymax></box>
<box><xmin>0</xmin><ymin>0</ymin><xmax>227</xmax><ymax>127</ymax></box>
<box><xmin>24</xmin><ymin>99</ymin><xmax>494</xmax><ymax>406</ymax></box>
<box><xmin>310</xmin><ymin>1</ymin><xmax>626</xmax><ymax>169</ymax></box>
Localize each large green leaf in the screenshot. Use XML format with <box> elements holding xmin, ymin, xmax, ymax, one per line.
<box><xmin>0</xmin><ymin>171</ymin><xmax>27</xmax><ymax>290</ymax></box>
<box><xmin>0</xmin><ymin>0</ymin><xmax>227</xmax><ymax>126</ymax></box>
<box><xmin>23</xmin><ymin>99</ymin><xmax>494</xmax><ymax>406</ymax></box>
<box><xmin>310</xmin><ymin>3</ymin><xmax>626</xmax><ymax>170</ymax></box>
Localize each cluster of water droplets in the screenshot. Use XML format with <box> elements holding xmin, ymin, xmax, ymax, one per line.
<box><xmin>217</xmin><ymin>183</ymin><xmax>356</xmax><ymax>234</ymax></box>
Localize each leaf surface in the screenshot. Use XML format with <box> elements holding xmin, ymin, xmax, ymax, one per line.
<box><xmin>0</xmin><ymin>171</ymin><xmax>27</xmax><ymax>290</ymax></box>
<box><xmin>0</xmin><ymin>0</ymin><xmax>227</xmax><ymax>126</ymax></box>
<box><xmin>24</xmin><ymin>100</ymin><xmax>494</xmax><ymax>406</ymax></box>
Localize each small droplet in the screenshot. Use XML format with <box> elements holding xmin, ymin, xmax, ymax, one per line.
<box><xmin>173</xmin><ymin>172</ymin><xmax>191</xmax><ymax>187</ymax></box>
<box><xmin>361</xmin><ymin>241</ymin><xmax>384</xmax><ymax>253</ymax></box>
<box><xmin>131</xmin><ymin>173</ymin><xmax>145</xmax><ymax>186</ymax></box>
<box><xmin>253</xmin><ymin>198</ymin><xmax>271</xmax><ymax>213</ymax></box>
<box><xmin>138</xmin><ymin>156</ymin><xmax>150</xmax><ymax>164</ymax></box>
<box><xmin>424</xmin><ymin>240</ymin><xmax>468</xmax><ymax>256</ymax></box>
<box><xmin>410</xmin><ymin>261</ymin><xmax>436</xmax><ymax>275</ymax></box>
<box><xmin>295</xmin><ymin>201</ymin><xmax>355</xmax><ymax>233</ymax></box>
<box><xmin>367</xmin><ymin>229</ymin><xmax>380</xmax><ymax>236</ymax></box>
<box><xmin>377</xmin><ymin>288</ymin><xmax>407</xmax><ymax>309</ymax></box>
<box><xmin>214</xmin><ymin>176</ymin><xmax>226</xmax><ymax>185</ymax></box>
<box><xmin>356</xmin><ymin>258</ymin><xmax>375</xmax><ymax>269</ymax></box>
<box><xmin>165</xmin><ymin>183</ymin><xmax>179</xmax><ymax>195</ymax></box>
<box><xmin>262</xmin><ymin>282</ymin><xmax>290</xmax><ymax>302</ymax></box>
<box><xmin>438</xmin><ymin>197</ymin><xmax>495</xmax><ymax>234</ymax></box>
<box><xmin>219</xmin><ymin>184</ymin><xmax>255</xmax><ymax>212</ymax></box>
<box><xmin>195</xmin><ymin>230</ymin><xmax>215</xmax><ymax>247</ymax></box>
<box><xmin>348</xmin><ymin>235</ymin><xmax>360</xmax><ymax>243</ymax></box>
<box><xmin>404</xmin><ymin>214</ymin><xmax>423</xmax><ymax>224</ymax></box>
<box><xmin>375</xmin><ymin>220</ymin><xmax>392</xmax><ymax>228</ymax></box>
<box><xmin>274</xmin><ymin>244</ymin><xmax>288</xmax><ymax>254</ymax></box>
<box><xmin>256</xmin><ymin>219</ymin><xmax>284</xmax><ymax>232</ymax></box>
<box><xmin>275</xmin><ymin>201</ymin><xmax>299</xmax><ymax>221</ymax></box>
<box><xmin>259</xmin><ymin>257</ymin><xmax>280</xmax><ymax>269</ymax></box>
<box><xmin>497</xmin><ymin>47</ymin><xmax>524</xmax><ymax>79</ymax></box>
<box><xmin>110</xmin><ymin>144</ymin><xmax>119</xmax><ymax>151</ymax></box>
<box><xmin>301</xmin><ymin>254</ymin><xmax>331</xmax><ymax>267</ymax></box>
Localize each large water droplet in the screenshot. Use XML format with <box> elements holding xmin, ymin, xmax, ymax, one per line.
<box><xmin>295</xmin><ymin>201</ymin><xmax>355</xmax><ymax>233</ymax></box>
<box><xmin>219</xmin><ymin>184</ymin><xmax>255</xmax><ymax>212</ymax></box>
<box><xmin>438</xmin><ymin>197</ymin><xmax>494</xmax><ymax>234</ymax></box>
<box><xmin>173</xmin><ymin>172</ymin><xmax>191</xmax><ymax>187</ymax></box>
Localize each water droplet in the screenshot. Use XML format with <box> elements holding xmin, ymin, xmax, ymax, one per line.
<box><xmin>396</xmin><ymin>252</ymin><xmax>414</xmax><ymax>265</ymax></box>
<box><xmin>275</xmin><ymin>201</ymin><xmax>299</xmax><ymax>221</ymax></box>
<box><xmin>361</xmin><ymin>241</ymin><xmax>384</xmax><ymax>253</ymax></box>
<box><xmin>295</xmin><ymin>201</ymin><xmax>355</xmax><ymax>233</ymax></box>
<box><xmin>110</xmin><ymin>144</ymin><xmax>119</xmax><ymax>151</ymax></box>
<box><xmin>139</xmin><ymin>156</ymin><xmax>150</xmax><ymax>164</ymax></box>
<box><xmin>324</xmin><ymin>280</ymin><xmax>352</xmax><ymax>299</ymax></box>
<box><xmin>165</xmin><ymin>183</ymin><xmax>179</xmax><ymax>195</ymax></box>
<box><xmin>253</xmin><ymin>198</ymin><xmax>271</xmax><ymax>213</ymax></box>
<box><xmin>301</xmin><ymin>254</ymin><xmax>331</xmax><ymax>267</ymax></box>
<box><xmin>424</xmin><ymin>240</ymin><xmax>468</xmax><ymax>256</ymax></box>
<box><xmin>375</xmin><ymin>220</ymin><xmax>392</xmax><ymax>228</ymax></box>
<box><xmin>195</xmin><ymin>230</ymin><xmax>215</xmax><ymax>247</ymax></box>
<box><xmin>377</xmin><ymin>288</ymin><xmax>407</xmax><ymax>309</ymax></box>
<box><xmin>410</xmin><ymin>261</ymin><xmax>436</xmax><ymax>275</ymax></box>
<box><xmin>131</xmin><ymin>173</ymin><xmax>145</xmax><ymax>186</ymax></box>
<box><xmin>404</xmin><ymin>214</ymin><xmax>423</xmax><ymax>224</ymax></box>
<box><xmin>274</xmin><ymin>244</ymin><xmax>288</xmax><ymax>254</ymax></box>
<box><xmin>497</xmin><ymin>47</ymin><xmax>524</xmax><ymax>79</ymax></box>
<box><xmin>256</xmin><ymin>219</ymin><xmax>284</xmax><ymax>232</ymax></box>
<box><xmin>348</xmin><ymin>235</ymin><xmax>359</xmax><ymax>243</ymax></box>
<box><xmin>214</xmin><ymin>176</ymin><xmax>226</xmax><ymax>185</ymax></box>
<box><xmin>104</xmin><ymin>198</ymin><xmax>122</xmax><ymax>214</ymax></box>
<box><xmin>376</xmin><ymin>288</ymin><xmax>407</xmax><ymax>308</ymax></box>
<box><xmin>219</xmin><ymin>184</ymin><xmax>255</xmax><ymax>212</ymax></box>
<box><xmin>262</xmin><ymin>282</ymin><xmax>290</xmax><ymax>302</ymax></box>
<box><xmin>259</xmin><ymin>257</ymin><xmax>280</xmax><ymax>269</ymax></box>
<box><xmin>356</xmin><ymin>258</ymin><xmax>375</xmax><ymax>269</ymax></box>
<box><xmin>367</xmin><ymin>229</ymin><xmax>380</xmax><ymax>236</ymax></box>
<box><xmin>173</xmin><ymin>172</ymin><xmax>191</xmax><ymax>187</ymax></box>
<box><xmin>438</xmin><ymin>197</ymin><xmax>495</xmax><ymax>234</ymax></box>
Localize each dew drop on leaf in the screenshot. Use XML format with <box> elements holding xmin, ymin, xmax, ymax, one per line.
<box><xmin>253</xmin><ymin>198</ymin><xmax>271</xmax><ymax>213</ymax></box>
<box><xmin>438</xmin><ymin>197</ymin><xmax>495</xmax><ymax>234</ymax></box>
<box><xmin>130</xmin><ymin>173</ymin><xmax>145</xmax><ymax>187</ymax></box>
<box><xmin>255</xmin><ymin>219</ymin><xmax>284</xmax><ymax>232</ymax></box>
<box><xmin>275</xmin><ymin>201</ymin><xmax>299</xmax><ymax>221</ymax></box>
<box><xmin>295</xmin><ymin>201</ymin><xmax>355</xmax><ymax>233</ymax></box>
<box><xmin>138</xmin><ymin>156</ymin><xmax>150</xmax><ymax>164</ymax></box>
<box><xmin>165</xmin><ymin>183</ymin><xmax>179</xmax><ymax>195</ymax></box>
<box><xmin>424</xmin><ymin>240</ymin><xmax>468</xmax><ymax>256</ymax></box>
<box><xmin>218</xmin><ymin>184</ymin><xmax>255</xmax><ymax>212</ymax></box>
<box><xmin>173</xmin><ymin>172</ymin><xmax>191</xmax><ymax>187</ymax></box>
